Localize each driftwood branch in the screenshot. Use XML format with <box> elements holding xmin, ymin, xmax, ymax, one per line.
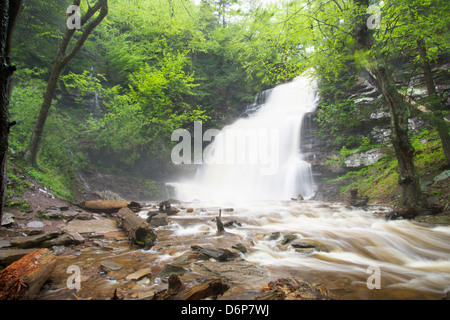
<box><xmin>216</xmin><ymin>209</ymin><xmax>225</xmax><ymax>234</ymax></box>
<box><xmin>251</xmin><ymin>277</ymin><xmax>332</xmax><ymax>300</ymax></box>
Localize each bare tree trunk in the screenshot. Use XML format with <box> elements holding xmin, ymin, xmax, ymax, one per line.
<box><xmin>24</xmin><ymin>0</ymin><xmax>108</xmax><ymax>167</ymax></box>
<box><xmin>24</xmin><ymin>63</ymin><xmax>62</xmax><ymax>167</ymax></box>
<box><xmin>0</xmin><ymin>0</ymin><xmax>23</xmax><ymax>222</ymax></box>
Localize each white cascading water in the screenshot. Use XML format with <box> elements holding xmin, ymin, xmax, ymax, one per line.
<box><xmin>173</xmin><ymin>74</ymin><xmax>318</xmax><ymax>201</ymax></box>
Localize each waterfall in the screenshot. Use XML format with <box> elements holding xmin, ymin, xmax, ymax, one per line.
<box><xmin>172</xmin><ymin>74</ymin><xmax>319</xmax><ymax>202</ymax></box>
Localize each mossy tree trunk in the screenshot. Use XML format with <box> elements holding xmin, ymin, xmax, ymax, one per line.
<box><xmin>0</xmin><ymin>0</ymin><xmax>23</xmax><ymax>222</ymax></box>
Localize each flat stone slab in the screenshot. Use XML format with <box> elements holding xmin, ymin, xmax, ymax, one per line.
<box><xmin>26</xmin><ymin>221</ymin><xmax>45</xmax><ymax>228</ymax></box>
<box><xmin>64</xmin><ymin>218</ymin><xmax>119</xmax><ymax>234</ymax></box>
<box><xmin>126</xmin><ymin>268</ymin><xmax>152</xmax><ymax>281</ymax></box>
<box><xmin>0</xmin><ymin>248</ymin><xmax>36</xmax><ymax>267</ymax></box>
<box><xmin>158</xmin><ymin>264</ymin><xmax>189</xmax><ymax>278</ymax></box>
<box><xmin>0</xmin><ymin>240</ymin><xmax>11</xmax><ymax>249</ymax></box>
<box><xmin>100</xmin><ymin>260</ymin><xmax>122</xmax><ymax>272</ymax></box>
<box><xmin>191</xmin><ymin>260</ymin><xmax>268</xmax><ymax>283</ymax></box>
<box><xmin>10</xmin><ymin>231</ymin><xmax>61</xmax><ymax>249</ymax></box>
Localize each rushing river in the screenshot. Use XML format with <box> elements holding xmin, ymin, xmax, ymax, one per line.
<box><xmin>147</xmin><ymin>200</ymin><xmax>450</xmax><ymax>299</ymax></box>
<box><xmin>38</xmin><ymin>200</ymin><xmax>450</xmax><ymax>300</ymax></box>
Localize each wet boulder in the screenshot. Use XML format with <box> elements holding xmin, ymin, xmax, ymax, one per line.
<box><xmin>146</xmin><ymin>213</ymin><xmax>168</xmax><ymax>227</ymax></box>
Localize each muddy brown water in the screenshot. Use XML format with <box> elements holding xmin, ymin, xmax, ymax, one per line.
<box><xmin>37</xmin><ymin>201</ymin><xmax>450</xmax><ymax>300</ymax></box>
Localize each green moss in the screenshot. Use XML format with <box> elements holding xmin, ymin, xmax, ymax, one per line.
<box><xmin>139</xmin><ymin>179</ymin><xmax>165</xmax><ymax>199</ymax></box>
<box><xmin>329</xmin><ymin>128</ymin><xmax>446</xmax><ymax>204</ymax></box>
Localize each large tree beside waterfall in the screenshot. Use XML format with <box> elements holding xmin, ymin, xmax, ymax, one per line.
<box><xmin>352</xmin><ymin>0</ymin><xmax>422</xmax><ymax>207</ymax></box>
<box><xmin>287</xmin><ymin>0</ymin><xmax>432</xmax><ymax>207</ymax></box>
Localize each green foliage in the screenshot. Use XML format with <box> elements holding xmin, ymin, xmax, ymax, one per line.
<box><xmin>8</xmin><ymin>0</ymin><xmax>449</xmax><ymax>203</ymax></box>
<box><xmin>339</xmin><ymin>146</ymin><xmax>353</xmax><ymax>164</ymax></box>
<box><xmin>5</xmin><ymin>200</ymin><xmax>31</xmax><ymax>212</ymax></box>
<box><xmin>5</xmin><ymin>166</ymin><xmax>32</xmax><ymax>211</ymax></box>
<box><xmin>9</xmin><ymin>67</ymin><xmax>87</xmax><ymax>201</ymax></box>
<box><xmin>140</xmin><ymin>179</ymin><xmax>165</xmax><ymax>200</ymax></box>
<box><xmin>28</xmin><ymin>167</ymin><xmax>74</xmax><ymax>201</ymax></box>
<box><xmin>36</xmin><ymin>211</ymin><xmax>51</xmax><ymax>220</ymax></box>
<box><xmin>8</xmin><ymin>68</ymin><xmax>47</xmax><ymax>153</ymax></box>
<box><xmin>330</xmin><ymin>128</ymin><xmax>446</xmax><ymax>203</ymax></box>
<box><xmin>316</xmin><ymin>99</ymin><xmax>359</xmax><ymax>135</ymax></box>
<box><xmin>330</xmin><ymin>155</ymin><xmax>400</xmax><ymax>203</ymax></box>
<box><xmin>412</xmin><ymin>129</ymin><xmax>446</xmax><ymax>173</ymax></box>
<box><xmin>73</xmin><ymin>51</ymin><xmax>210</xmax><ymax>167</ymax></box>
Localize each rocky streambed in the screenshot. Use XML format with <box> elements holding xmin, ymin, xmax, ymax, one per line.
<box><xmin>1</xmin><ymin>198</ymin><xmax>450</xmax><ymax>300</ymax></box>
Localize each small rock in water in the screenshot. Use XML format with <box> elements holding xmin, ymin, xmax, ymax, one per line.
<box><xmin>281</xmin><ymin>234</ymin><xmax>298</xmax><ymax>245</ymax></box>
<box><xmin>147</xmin><ymin>213</ymin><xmax>168</xmax><ymax>227</ymax></box>
<box><xmin>66</xmin><ymin>231</ymin><xmax>85</xmax><ymax>243</ymax></box>
<box><xmin>266</xmin><ymin>232</ymin><xmax>281</xmax><ymax>241</ymax></box>
<box><xmin>200</xmin><ymin>248</ymin><xmax>237</xmax><ymax>262</ymax></box>
<box><xmin>126</xmin><ymin>268</ymin><xmax>152</xmax><ymax>281</ymax></box>
<box><xmin>231</xmin><ymin>243</ymin><xmax>247</xmax><ymax>253</ymax></box>
<box><xmin>223</xmin><ymin>220</ymin><xmax>242</xmax><ymax>228</ymax></box>
<box><xmin>138</xmin><ymin>290</ymin><xmax>155</xmax><ymax>300</ymax></box>
<box><xmin>290</xmin><ymin>241</ymin><xmax>316</xmax><ymax>249</ymax></box>
<box><xmin>290</xmin><ymin>239</ymin><xmax>330</xmax><ymax>252</ymax></box>
<box><xmin>100</xmin><ymin>260</ymin><xmax>122</xmax><ymax>272</ymax></box>
<box><xmin>158</xmin><ymin>264</ymin><xmax>189</xmax><ymax>278</ymax></box>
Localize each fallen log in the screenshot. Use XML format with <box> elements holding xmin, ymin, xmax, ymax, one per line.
<box><xmin>151</xmin><ymin>274</ymin><xmax>229</xmax><ymax>300</ymax></box>
<box><xmin>80</xmin><ymin>200</ymin><xmax>142</xmax><ymax>213</ymax></box>
<box><xmin>0</xmin><ymin>248</ymin><xmax>56</xmax><ymax>300</ymax></box>
<box><xmin>251</xmin><ymin>277</ymin><xmax>332</xmax><ymax>300</ymax></box>
<box><xmin>116</xmin><ymin>207</ymin><xmax>157</xmax><ymax>249</ymax></box>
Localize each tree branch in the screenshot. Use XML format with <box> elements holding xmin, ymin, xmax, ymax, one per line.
<box><xmin>61</xmin><ymin>0</ymin><xmax>108</xmax><ymax>66</ymax></box>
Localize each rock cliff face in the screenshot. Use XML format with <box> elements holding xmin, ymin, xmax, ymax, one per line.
<box><xmin>302</xmin><ymin>63</ymin><xmax>449</xmax><ymax>202</ymax></box>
